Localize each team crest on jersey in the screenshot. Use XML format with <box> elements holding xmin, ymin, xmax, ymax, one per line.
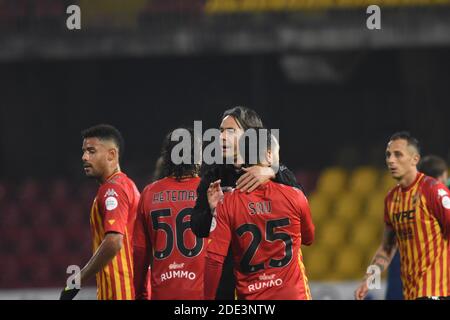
<box><xmin>104</xmin><ymin>188</ymin><xmax>118</xmax><ymax>198</ymax></box>
<box><xmin>442</xmin><ymin>196</ymin><xmax>450</xmax><ymax>209</ymax></box>
<box><xmin>210</xmin><ymin>216</ymin><xmax>217</xmax><ymax>232</ymax></box>
<box><xmin>105</xmin><ymin>196</ymin><xmax>118</xmax><ymax>211</ymax></box>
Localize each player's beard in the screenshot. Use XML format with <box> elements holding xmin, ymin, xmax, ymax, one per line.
<box><xmin>83</xmin><ymin>165</ymin><xmax>100</xmax><ymax>179</ymax></box>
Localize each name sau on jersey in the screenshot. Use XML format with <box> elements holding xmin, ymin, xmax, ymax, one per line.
<box><xmin>248</xmin><ymin>201</ymin><xmax>272</xmax><ymax>215</ymax></box>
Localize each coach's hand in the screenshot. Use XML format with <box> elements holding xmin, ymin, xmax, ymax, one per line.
<box><xmin>59</xmin><ymin>286</ymin><xmax>80</xmax><ymax>300</ymax></box>
<box><xmin>237</xmin><ymin>166</ymin><xmax>275</xmax><ymax>193</ymax></box>
<box><xmin>207</xmin><ymin>179</ymin><xmax>224</xmax><ymax>211</ymax></box>
<box><xmin>354</xmin><ymin>280</ymin><xmax>369</xmax><ymax>300</ymax></box>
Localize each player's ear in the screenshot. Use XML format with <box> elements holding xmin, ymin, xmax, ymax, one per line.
<box><xmin>107</xmin><ymin>147</ymin><xmax>118</xmax><ymax>162</ymax></box>
<box><xmin>412</xmin><ymin>153</ymin><xmax>420</xmax><ymax>167</ymax></box>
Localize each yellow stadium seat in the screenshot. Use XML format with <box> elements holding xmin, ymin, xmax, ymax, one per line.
<box><xmin>302</xmin><ymin>246</ymin><xmax>332</xmax><ymax>281</ymax></box>
<box><xmin>315</xmin><ymin>167</ymin><xmax>348</xmax><ymax>198</ymax></box>
<box><xmin>362</xmin><ymin>242</ymin><xmax>383</xmax><ymax>266</ymax></box>
<box><xmin>315</xmin><ymin>219</ymin><xmax>347</xmax><ymax>250</ymax></box>
<box><xmin>333</xmin><ymin>193</ymin><xmax>363</xmax><ymax>224</ymax></box>
<box><xmin>333</xmin><ymin>246</ymin><xmax>365</xmax><ymax>280</ymax></box>
<box><xmin>308</xmin><ymin>193</ymin><xmax>331</xmax><ymax>224</ymax></box>
<box><xmin>380</xmin><ymin>170</ymin><xmax>397</xmax><ymax>194</ymax></box>
<box><xmin>348</xmin><ymin>166</ymin><xmax>379</xmax><ymax>197</ymax></box>
<box><xmin>365</xmin><ymin>192</ymin><xmax>386</xmax><ymax>223</ymax></box>
<box><xmin>80</xmin><ymin>0</ymin><xmax>147</xmax><ymax>27</ymax></box>
<box><xmin>350</xmin><ymin>219</ymin><xmax>382</xmax><ymax>250</ymax></box>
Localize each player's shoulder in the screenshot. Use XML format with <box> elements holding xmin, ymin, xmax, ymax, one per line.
<box><xmin>218</xmin><ymin>188</ymin><xmax>243</xmax><ymax>211</ymax></box>
<box><xmin>99</xmin><ymin>172</ymin><xmax>137</xmax><ymax>196</ymax></box>
<box><xmin>151</xmin><ymin>176</ymin><xmax>200</xmax><ymax>190</ymax></box>
<box><xmin>184</xmin><ymin>176</ymin><xmax>201</xmax><ymax>188</ymax></box>
<box><xmin>222</xmin><ymin>188</ymin><xmax>239</xmax><ymax>201</ymax></box>
<box><xmin>420</xmin><ymin>174</ymin><xmax>449</xmax><ymax>195</ymax></box>
<box><xmin>272</xmin><ymin>181</ymin><xmax>306</xmax><ymax>198</ymax></box>
<box><xmin>141</xmin><ymin>177</ymin><xmax>170</xmax><ymax>194</ymax></box>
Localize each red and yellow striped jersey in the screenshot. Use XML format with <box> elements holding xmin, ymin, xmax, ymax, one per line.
<box><xmin>384</xmin><ymin>172</ymin><xmax>450</xmax><ymax>299</ymax></box>
<box><xmin>90</xmin><ymin>172</ymin><xmax>140</xmax><ymax>300</ymax></box>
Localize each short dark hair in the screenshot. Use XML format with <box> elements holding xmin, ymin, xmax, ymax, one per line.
<box><xmin>81</xmin><ymin>124</ymin><xmax>125</xmax><ymax>158</ymax></box>
<box><xmin>222</xmin><ymin>106</ymin><xmax>264</xmax><ymax>131</ymax></box>
<box><xmin>160</xmin><ymin>127</ymin><xmax>201</xmax><ymax>180</ymax></box>
<box><xmin>389</xmin><ymin>131</ymin><xmax>421</xmax><ymax>155</ymax></box>
<box><xmin>419</xmin><ymin>155</ymin><xmax>448</xmax><ymax>179</ymax></box>
<box><xmin>239</xmin><ymin>128</ymin><xmax>277</xmax><ymax>167</ymax></box>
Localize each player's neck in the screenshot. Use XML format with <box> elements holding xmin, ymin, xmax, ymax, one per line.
<box><xmin>100</xmin><ymin>165</ymin><xmax>121</xmax><ymax>184</ymax></box>
<box><xmin>399</xmin><ymin>169</ymin><xmax>418</xmax><ymax>189</ymax></box>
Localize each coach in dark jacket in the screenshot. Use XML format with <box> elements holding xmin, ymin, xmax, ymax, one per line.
<box><xmin>191</xmin><ymin>106</ymin><xmax>303</xmax><ymax>299</ymax></box>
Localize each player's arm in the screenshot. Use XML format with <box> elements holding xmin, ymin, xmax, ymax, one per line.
<box><xmin>424</xmin><ymin>181</ymin><xmax>450</xmax><ymax>239</ymax></box>
<box><xmin>204</xmin><ymin>252</ymin><xmax>226</xmax><ymax>300</ymax></box>
<box><xmin>133</xmin><ymin>195</ymin><xmax>152</xmax><ymax>300</ymax></box>
<box><xmin>237</xmin><ymin>163</ymin><xmax>304</xmax><ymax>193</ymax></box>
<box><xmin>59</xmin><ymin>232</ymin><xmax>123</xmax><ymax>300</ymax></box>
<box><xmin>60</xmin><ymin>184</ymin><xmax>131</xmax><ymax>300</ymax></box>
<box><xmin>355</xmin><ymin>225</ymin><xmax>397</xmax><ymax>300</ymax></box>
<box><xmin>80</xmin><ymin>185</ymin><xmax>129</xmax><ymax>285</ymax></box>
<box><xmin>298</xmin><ymin>191</ymin><xmax>315</xmax><ymax>246</ymax></box>
<box><xmin>204</xmin><ymin>185</ymin><xmax>232</xmax><ymax>300</ymax></box>
<box><xmin>191</xmin><ymin>170</ymin><xmax>215</xmax><ymax>238</ymax></box>
<box><xmin>80</xmin><ymin>232</ymin><xmax>124</xmax><ymax>284</ymax></box>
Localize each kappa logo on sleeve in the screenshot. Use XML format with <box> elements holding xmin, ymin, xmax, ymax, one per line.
<box><xmin>104</xmin><ymin>188</ymin><xmax>119</xmax><ymax>198</ymax></box>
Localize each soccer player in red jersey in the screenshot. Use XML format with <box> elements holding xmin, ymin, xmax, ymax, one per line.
<box><xmin>60</xmin><ymin>124</ymin><xmax>140</xmax><ymax>300</ymax></box>
<box><xmin>204</xmin><ymin>130</ymin><xmax>314</xmax><ymax>300</ymax></box>
<box><xmin>133</xmin><ymin>128</ymin><xmax>205</xmax><ymax>300</ymax></box>
<box><xmin>356</xmin><ymin>132</ymin><xmax>450</xmax><ymax>300</ymax></box>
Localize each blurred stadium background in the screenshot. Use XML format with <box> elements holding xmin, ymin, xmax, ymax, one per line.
<box><xmin>1</xmin><ymin>0</ymin><xmax>450</xmax><ymax>300</ymax></box>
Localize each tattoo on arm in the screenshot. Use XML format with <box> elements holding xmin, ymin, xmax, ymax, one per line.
<box><xmin>367</xmin><ymin>227</ymin><xmax>397</xmax><ymax>275</ymax></box>
<box><xmin>381</xmin><ymin>227</ymin><xmax>397</xmax><ymax>255</ymax></box>
<box><xmin>371</xmin><ymin>254</ymin><xmax>390</xmax><ymax>273</ymax></box>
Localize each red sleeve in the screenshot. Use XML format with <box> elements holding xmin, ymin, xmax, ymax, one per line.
<box><xmin>206</xmin><ymin>198</ymin><xmax>232</xmax><ymax>257</ymax></box>
<box><xmin>296</xmin><ymin>190</ymin><xmax>314</xmax><ymax>246</ymax></box>
<box><xmin>204</xmin><ymin>252</ymin><xmax>225</xmax><ymax>300</ymax></box>
<box><xmin>98</xmin><ymin>183</ymin><xmax>130</xmax><ymax>235</ymax></box>
<box><xmin>423</xmin><ymin>179</ymin><xmax>450</xmax><ymax>239</ymax></box>
<box><xmin>133</xmin><ymin>246</ymin><xmax>151</xmax><ymax>300</ymax></box>
<box><xmin>133</xmin><ymin>193</ymin><xmax>151</xmax><ymax>300</ymax></box>
<box><xmin>384</xmin><ymin>194</ymin><xmax>393</xmax><ymax>227</ymax></box>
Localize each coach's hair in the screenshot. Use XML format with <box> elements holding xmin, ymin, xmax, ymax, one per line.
<box><xmin>418</xmin><ymin>155</ymin><xmax>448</xmax><ymax>179</ymax></box>
<box><xmin>160</xmin><ymin>127</ymin><xmax>201</xmax><ymax>180</ymax></box>
<box><xmin>222</xmin><ymin>106</ymin><xmax>264</xmax><ymax>131</ymax></box>
<box><xmin>81</xmin><ymin>124</ymin><xmax>125</xmax><ymax>158</ymax></box>
<box><xmin>389</xmin><ymin>131</ymin><xmax>421</xmax><ymax>155</ymax></box>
